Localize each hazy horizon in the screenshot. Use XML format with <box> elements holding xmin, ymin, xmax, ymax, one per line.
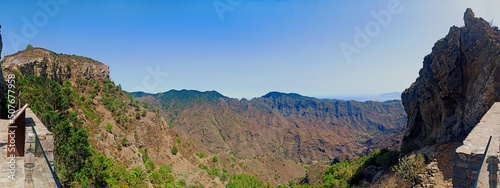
<box><xmin>1</xmin><ymin>1</ymin><xmax>499</xmax><ymax>99</ymax></box>
<box><xmin>130</xmin><ymin>89</ymin><xmax>402</xmax><ymax>102</ymax></box>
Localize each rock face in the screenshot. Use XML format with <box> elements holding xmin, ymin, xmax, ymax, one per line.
<box><xmin>0</xmin><ymin>23</ymin><xmax>3</xmax><ymax>59</ymax></box>
<box><xmin>401</xmin><ymin>8</ymin><xmax>500</xmax><ymax>152</ymax></box>
<box><xmin>1</xmin><ymin>48</ymin><xmax>110</xmax><ymax>83</ymax></box>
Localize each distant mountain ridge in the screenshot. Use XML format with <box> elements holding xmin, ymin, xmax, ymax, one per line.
<box><xmin>132</xmin><ymin>90</ymin><xmax>407</xmax><ymax>160</ymax></box>
<box><xmin>321</xmin><ymin>92</ymin><xmax>403</xmax><ymax>102</ymax></box>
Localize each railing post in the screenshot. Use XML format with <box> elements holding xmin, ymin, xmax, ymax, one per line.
<box><xmin>487</xmin><ymin>155</ymin><xmax>499</xmax><ymax>188</ymax></box>
<box><xmin>24</xmin><ymin>152</ymin><xmax>35</xmax><ymax>187</ymax></box>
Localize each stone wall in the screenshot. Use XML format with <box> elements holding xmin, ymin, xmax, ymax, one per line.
<box><xmin>453</xmin><ymin>144</ymin><xmax>487</xmax><ymax>187</ymax></box>
<box><xmin>453</xmin><ymin>102</ymin><xmax>500</xmax><ymax>187</ymax></box>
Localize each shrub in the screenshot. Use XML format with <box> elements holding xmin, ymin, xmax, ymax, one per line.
<box><xmin>323</xmin><ymin>148</ymin><xmax>399</xmax><ymax>187</ymax></box>
<box><xmin>150</xmin><ymin>165</ymin><xmax>175</xmax><ymax>187</ymax></box>
<box><xmin>227</xmin><ymin>174</ymin><xmax>270</xmax><ymax>188</ymax></box>
<box><xmin>220</xmin><ymin>169</ymin><xmax>229</xmax><ymax>181</ymax></box>
<box><xmin>105</xmin><ymin>123</ymin><xmax>113</xmax><ymax>132</ymax></box>
<box><xmin>212</xmin><ymin>155</ymin><xmax>218</xmax><ymax>163</ymax></box>
<box><xmin>144</xmin><ymin>159</ymin><xmax>155</xmax><ymax>173</ymax></box>
<box><xmin>26</xmin><ymin>44</ymin><xmax>34</xmax><ymax>50</ymax></box>
<box><xmin>121</xmin><ymin>135</ymin><xmax>128</xmax><ymax>146</ymax></box>
<box><xmin>171</xmin><ymin>146</ymin><xmax>178</xmax><ymax>155</ymax></box>
<box><xmin>208</xmin><ymin>167</ymin><xmax>219</xmax><ymax>176</ymax></box>
<box><xmin>199</xmin><ymin>164</ymin><xmax>208</xmax><ymax>171</ymax></box>
<box><xmin>391</xmin><ymin>154</ymin><xmax>426</xmax><ymax>186</ymax></box>
<box><xmin>139</xmin><ymin>148</ymin><xmax>156</xmax><ymax>172</ymax></box>
<box><xmin>196</xmin><ymin>152</ymin><xmax>206</xmax><ymax>158</ymax></box>
<box><xmin>177</xmin><ymin>179</ymin><xmax>186</xmax><ymax>187</ymax></box>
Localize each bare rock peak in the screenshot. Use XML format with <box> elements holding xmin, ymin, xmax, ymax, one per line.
<box><xmin>401</xmin><ymin>8</ymin><xmax>500</xmax><ymax>152</ymax></box>
<box><xmin>464</xmin><ymin>8</ymin><xmax>475</xmax><ymax>21</ymax></box>
<box><xmin>463</xmin><ymin>8</ymin><xmax>491</xmax><ymax>32</ymax></box>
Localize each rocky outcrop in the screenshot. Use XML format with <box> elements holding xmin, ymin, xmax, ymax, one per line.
<box><xmin>1</xmin><ymin>48</ymin><xmax>110</xmax><ymax>83</ymax></box>
<box><xmin>0</xmin><ymin>23</ymin><xmax>3</xmax><ymax>60</ymax></box>
<box><xmin>401</xmin><ymin>8</ymin><xmax>500</xmax><ymax>152</ymax></box>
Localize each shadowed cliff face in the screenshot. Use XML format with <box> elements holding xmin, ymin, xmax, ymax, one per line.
<box><xmin>401</xmin><ymin>8</ymin><xmax>500</xmax><ymax>152</ymax></box>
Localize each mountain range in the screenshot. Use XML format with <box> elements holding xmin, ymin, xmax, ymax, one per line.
<box><xmin>130</xmin><ymin>89</ymin><xmax>407</xmax><ymax>183</ymax></box>
<box><xmin>0</xmin><ymin>8</ymin><xmax>497</xmax><ymax>188</ymax></box>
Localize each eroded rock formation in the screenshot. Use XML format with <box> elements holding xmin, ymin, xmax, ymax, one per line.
<box><xmin>401</xmin><ymin>8</ymin><xmax>500</xmax><ymax>152</ymax></box>
<box><xmin>1</xmin><ymin>48</ymin><xmax>110</xmax><ymax>83</ymax></box>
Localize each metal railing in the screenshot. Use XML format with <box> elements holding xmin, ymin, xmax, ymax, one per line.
<box><xmin>30</xmin><ymin>125</ymin><xmax>62</xmax><ymax>188</ymax></box>
<box><xmin>474</xmin><ymin>136</ymin><xmax>495</xmax><ymax>188</ymax></box>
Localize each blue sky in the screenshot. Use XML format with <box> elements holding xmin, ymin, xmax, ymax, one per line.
<box><xmin>1</xmin><ymin>0</ymin><xmax>499</xmax><ymax>99</ymax></box>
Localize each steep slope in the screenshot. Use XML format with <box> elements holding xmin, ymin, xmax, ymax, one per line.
<box><xmin>1</xmin><ymin>48</ymin><xmax>219</xmax><ymax>187</ymax></box>
<box><xmin>133</xmin><ymin>90</ymin><xmax>407</xmax><ymax>184</ymax></box>
<box><xmin>401</xmin><ymin>8</ymin><xmax>500</xmax><ymax>152</ymax></box>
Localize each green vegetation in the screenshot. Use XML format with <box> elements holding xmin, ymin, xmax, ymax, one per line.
<box><xmin>121</xmin><ymin>135</ymin><xmax>128</xmax><ymax>146</ymax></box>
<box><xmin>98</xmin><ymin>79</ymin><xmax>135</xmax><ymax>126</ymax></box>
<box><xmin>105</xmin><ymin>122</ymin><xmax>113</xmax><ymax>132</ymax></box>
<box><xmin>26</xmin><ymin>44</ymin><xmax>34</xmax><ymax>50</ymax></box>
<box><xmin>212</xmin><ymin>155</ymin><xmax>219</xmax><ymax>163</ymax></box>
<box><xmin>188</xmin><ymin>185</ymin><xmax>206</xmax><ymax>188</ymax></box>
<box><xmin>274</xmin><ymin>173</ymin><xmax>281</xmax><ymax>180</ymax></box>
<box><xmin>76</xmin><ymin>152</ymin><xmax>148</xmax><ymax>188</ymax></box>
<box><xmin>150</xmin><ymin>165</ymin><xmax>175</xmax><ymax>187</ymax></box>
<box><xmin>172</xmin><ymin>146</ymin><xmax>179</xmax><ymax>155</ymax></box>
<box><xmin>199</xmin><ymin>164</ymin><xmax>208</xmax><ymax>171</ymax></box>
<box><xmin>136</xmin><ymin>147</ymin><xmax>178</xmax><ymax>187</ymax></box>
<box><xmin>139</xmin><ymin>148</ymin><xmax>156</xmax><ymax>172</ymax></box>
<box><xmin>391</xmin><ymin>154</ymin><xmax>426</xmax><ymax>186</ymax></box>
<box><xmin>206</xmin><ymin>167</ymin><xmax>228</xmax><ymax>180</ymax></box>
<box><xmin>16</xmin><ymin>75</ymin><xmax>89</xmax><ymax>185</ymax></box>
<box><xmin>322</xmin><ymin>148</ymin><xmax>399</xmax><ymax>188</ymax></box>
<box><xmin>196</xmin><ymin>152</ymin><xmax>206</xmax><ymax>158</ymax></box>
<box><xmin>15</xmin><ymin>74</ymin><xmax>151</xmax><ymax>187</ymax></box>
<box><xmin>227</xmin><ymin>174</ymin><xmax>271</xmax><ymax>188</ymax></box>
<box><xmin>13</xmin><ymin>67</ymin><xmax>407</xmax><ymax>187</ymax></box>
<box><xmin>197</xmin><ymin>163</ymin><xmax>228</xmax><ymax>181</ymax></box>
<box><xmin>15</xmin><ymin>74</ymin><xmax>185</xmax><ymax>187</ymax></box>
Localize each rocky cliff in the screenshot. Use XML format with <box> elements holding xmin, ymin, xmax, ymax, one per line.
<box><xmin>1</xmin><ymin>48</ymin><xmax>110</xmax><ymax>83</ymax></box>
<box><xmin>401</xmin><ymin>8</ymin><xmax>500</xmax><ymax>152</ymax></box>
<box><xmin>0</xmin><ymin>23</ymin><xmax>3</xmax><ymax>60</ymax></box>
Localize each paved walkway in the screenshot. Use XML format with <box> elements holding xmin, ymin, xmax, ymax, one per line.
<box><xmin>0</xmin><ymin>107</ymin><xmax>57</xmax><ymax>188</ymax></box>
